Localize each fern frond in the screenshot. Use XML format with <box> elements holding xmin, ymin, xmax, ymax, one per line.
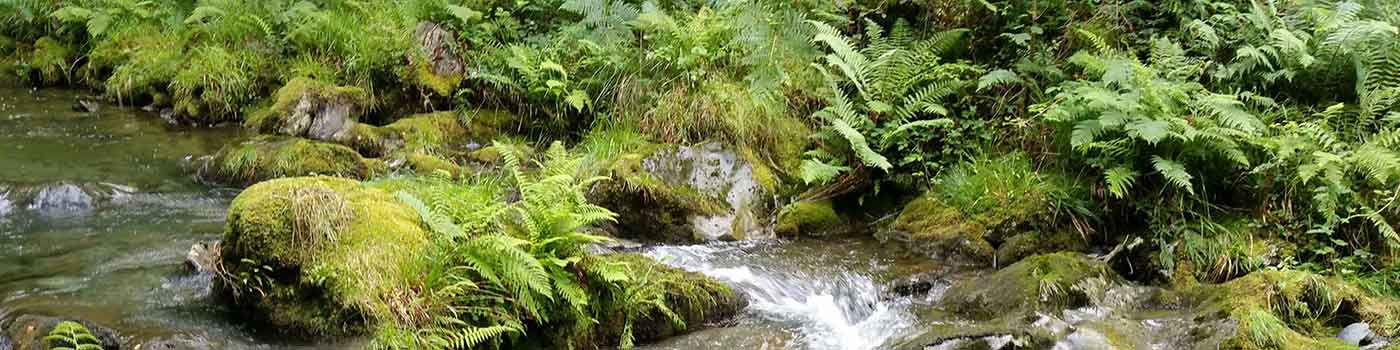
<box><xmin>1152</xmin><ymin>156</ymin><xmax>1196</xmax><ymax>194</ymax></box>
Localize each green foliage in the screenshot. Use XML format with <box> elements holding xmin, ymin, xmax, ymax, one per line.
<box><xmin>43</xmin><ymin>321</ymin><xmax>103</xmax><ymax>350</ymax></box>
<box><xmin>802</xmin><ymin>19</ymin><xmax>980</xmax><ymax>189</ymax></box>
<box><xmin>1038</xmin><ymin>39</ymin><xmax>1264</xmax><ymax>201</ymax></box>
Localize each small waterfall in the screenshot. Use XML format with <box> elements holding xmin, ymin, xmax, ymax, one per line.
<box><xmin>646</xmin><ymin>244</ymin><xmax>915</xmax><ymax>350</ymax></box>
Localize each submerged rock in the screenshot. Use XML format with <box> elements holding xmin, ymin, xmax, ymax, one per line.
<box><xmin>185</xmin><ymin>241</ymin><xmax>219</xmax><ymax>274</ymax></box>
<box><xmin>1</xmin><ymin>315</ymin><xmax>121</xmax><ymax>350</ymax></box>
<box><xmin>593</xmin><ymin>142</ymin><xmax>777</xmax><ymax>243</ymax></box>
<box><xmin>217</xmin><ymin>176</ymin><xmax>430</xmax><ymax>335</ymax></box>
<box><xmin>197</xmin><ymin>135</ymin><xmax>379</xmax><ymax>187</ymax></box>
<box><xmin>26</xmin><ymin>183</ymin><xmax>93</xmax><ymax>213</ymax></box>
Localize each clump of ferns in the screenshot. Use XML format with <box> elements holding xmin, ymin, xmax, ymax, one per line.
<box><xmin>43</xmin><ymin>321</ymin><xmax>103</xmax><ymax>350</ymax></box>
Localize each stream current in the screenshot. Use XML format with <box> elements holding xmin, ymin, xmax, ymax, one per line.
<box><xmin>0</xmin><ymin>84</ymin><xmax>941</xmax><ymax>349</ymax></box>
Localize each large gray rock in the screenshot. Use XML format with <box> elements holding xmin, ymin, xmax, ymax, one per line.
<box><xmin>249</xmin><ymin>78</ymin><xmax>367</xmax><ymax>143</ymax></box>
<box><xmin>1340</xmin><ymin>322</ymin><xmax>1371</xmax><ymax>345</ymax></box>
<box><xmin>593</xmin><ymin>142</ymin><xmax>777</xmax><ymax>243</ymax></box>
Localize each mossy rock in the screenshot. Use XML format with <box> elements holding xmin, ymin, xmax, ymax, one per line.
<box><xmin>591</xmin><ymin>142</ymin><xmax>777</xmax><ymax>243</ymax></box>
<box><xmin>882</xmin><ymin>155</ymin><xmax>1089</xmax><ymax>266</ymax></box>
<box><xmin>1185</xmin><ymin>270</ymin><xmax>1400</xmax><ymax>350</ymax></box>
<box><xmin>882</xmin><ymin>194</ymin><xmax>995</xmax><ymax>265</ymax></box>
<box><xmin>941</xmin><ymin>252</ymin><xmax>1121</xmax><ymax>320</ymax></box>
<box><xmin>245</xmin><ymin>78</ymin><xmax>368</xmax><ymax>142</ymax></box>
<box><xmin>1164</xmin><ymin>218</ymin><xmax>1288</xmax><ymax>286</ymax></box>
<box><xmin>347</xmin><ymin>111</ymin><xmax>494</xmax><ymax>158</ymax></box>
<box><xmin>569</xmin><ymin>253</ymin><xmax>747</xmax><ymax>348</ymax></box>
<box><xmin>405</xmin><ymin>153</ymin><xmax>463</xmax><ymax>177</ymax></box>
<box><xmin>775</xmin><ymin>199</ymin><xmax>841</xmax><ymax>237</ymax></box>
<box><xmin>994</xmin><ymin>230</ymin><xmax>1090</xmax><ymax>266</ymax></box>
<box><xmin>198</xmin><ymin>135</ymin><xmax>377</xmax><ymax>187</ymax></box>
<box><xmin>218</xmin><ymin>176</ymin><xmax>430</xmax><ymax>335</ymax></box>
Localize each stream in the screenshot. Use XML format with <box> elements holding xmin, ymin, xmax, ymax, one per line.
<box><xmin>0</xmin><ymin>85</ymin><xmax>971</xmax><ymax>349</ymax></box>
<box><xmin>0</xmin><ymin>85</ymin><xmax>944</xmax><ymax>350</ymax></box>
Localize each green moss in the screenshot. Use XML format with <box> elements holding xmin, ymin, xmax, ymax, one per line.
<box><xmin>411</xmin><ymin>61</ymin><xmax>462</xmax><ymax>96</ymax></box>
<box><xmin>246</xmin><ymin>77</ymin><xmax>368</xmax><ymax>133</ymax></box>
<box><xmin>995</xmin><ymin>230</ymin><xmax>1090</xmax><ymax>266</ymax></box>
<box><xmin>348</xmin><ymin>112</ymin><xmax>490</xmax><ymax>158</ymax></box>
<box><xmin>941</xmin><ymin>252</ymin><xmax>1119</xmax><ymax>319</ymax></box>
<box><xmin>1188</xmin><ymin>270</ymin><xmax>1400</xmax><ymax>350</ymax></box>
<box><xmin>27</xmin><ymin>36</ymin><xmax>72</xmax><ymax>85</ymax></box>
<box><xmin>889</xmin><ymin>193</ymin><xmax>995</xmax><ymax>264</ymax></box>
<box><xmin>221</xmin><ymin>176</ymin><xmax>430</xmax><ymax>335</ymax></box>
<box><xmin>405</xmin><ymin>153</ymin><xmax>462</xmax><ymax>177</ymax></box>
<box><xmin>201</xmin><ymin>135</ymin><xmax>375</xmax><ymax>186</ymax></box>
<box><xmin>577</xmin><ymin>253</ymin><xmax>745</xmax><ymax>347</ymax></box>
<box><xmin>888</xmin><ymin>153</ymin><xmax>1092</xmax><ymax>265</ymax></box>
<box><xmin>775</xmin><ymin>200</ymin><xmax>841</xmax><ymax>237</ymax></box>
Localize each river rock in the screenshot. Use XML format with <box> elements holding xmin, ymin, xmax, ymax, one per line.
<box><xmin>72</xmin><ymin>98</ymin><xmax>99</xmax><ymax>113</ymax></box>
<box><xmin>1339</xmin><ymin>322</ymin><xmax>1371</xmax><ymax>345</ymax></box>
<box><xmin>197</xmin><ymin>135</ymin><xmax>381</xmax><ymax>187</ymax></box>
<box><xmin>217</xmin><ymin>176</ymin><xmax>430</xmax><ymax>335</ymax></box>
<box><xmin>247</xmin><ymin>78</ymin><xmax>367</xmax><ymax>143</ymax></box>
<box><xmin>1</xmin><ymin>315</ymin><xmax>121</xmax><ymax>350</ymax></box>
<box><xmin>941</xmin><ymin>253</ymin><xmax>1120</xmax><ymax>319</ymax></box>
<box><xmin>592</xmin><ymin>142</ymin><xmax>777</xmax><ymax>243</ymax></box>
<box><xmin>26</xmin><ymin>183</ymin><xmax>93</xmax><ymax>213</ymax></box>
<box><xmin>0</xmin><ymin>190</ymin><xmax>12</xmax><ymax>218</ymax></box>
<box><xmin>185</xmin><ymin>241</ymin><xmax>220</xmax><ymax>274</ymax></box>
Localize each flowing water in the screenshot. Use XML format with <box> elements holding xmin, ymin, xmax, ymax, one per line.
<box><xmin>640</xmin><ymin>239</ymin><xmax>943</xmax><ymax>350</ymax></box>
<box><xmin>0</xmin><ymin>84</ymin><xmax>951</xmax><ymax>349</ymax></box>
<box><xmin>0</xmin><ymin>84</ymin><xmax>363</xmax><ymax>348</ymax></box>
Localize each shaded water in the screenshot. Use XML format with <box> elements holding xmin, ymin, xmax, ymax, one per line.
<box><xmin>0</xmin><ymin>85</ymin><xmax>361</xmax><ymax>348</ymax></box>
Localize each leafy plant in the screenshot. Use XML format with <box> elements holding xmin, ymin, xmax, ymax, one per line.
<box><xmin>801</xmin><ymin>19</ymin><xmax>979</xmax><ymax>190</ymax></box>
<box><xmin>43</xmin><ymin>321</ymin><xmax>103</xmax><ymax>350</ymax></box>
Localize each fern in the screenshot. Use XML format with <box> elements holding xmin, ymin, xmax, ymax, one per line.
<box><xmin>43</xmin><ymin>321</ymin><xmax>103</xmax><ymax>350</ymax></box>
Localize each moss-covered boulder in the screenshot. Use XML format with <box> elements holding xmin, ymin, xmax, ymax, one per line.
<box><xmin>995</xmin><ymin>230</ymin><xmax>1090</xmax><ymax>267</ymax></box>
<box><xmin>591</xmin><ymin>142</ymin><xmax>778</xmax><ymax>243</ymax></box>
<box><xmin>572</xmin><ymin>253</ymin><xmax>747</xmax><ymax>348</ymax></box>
<box><xmin>198</xmin><ymin>135</ymin><xmax>379</xmax><ymax>187</ymax></box>
<box><xmin>347</xmin><ymin>111</ymin><xmax>498</xmax><ymax>158</ymax></box>
<box><xmin>217</xmin><ymin>176</ymin><xmax>430</xmax><ymax>335</ymax></box>
<box><xmin>1184</xmin><ymin>270</ymin><xmax>1400</xmax><ymax>350</ymax></box>
<box><xmin>941</xmin><ymin>252</ymin><xmax>1121</xmax><ymax>319</ymax></box>
<box><xmin>246</xmin><ymin>78</ymin><xmax>368</xmax><ymax>142</ymax></box>
<box><xmin>775</xmin><ymin>199</ymin><xmax>842</xmax><ymax>237</ymax></box>
<box><xmin>880</xmin><ymin>154</ymin><xmax>1090</xmax><ymax>266</ymax></box>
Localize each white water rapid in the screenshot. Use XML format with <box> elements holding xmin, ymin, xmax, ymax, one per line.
<box><xmin>645</xmin><ymin>242</ymin><xmax>916</xmax><ymax>350</ymax></box>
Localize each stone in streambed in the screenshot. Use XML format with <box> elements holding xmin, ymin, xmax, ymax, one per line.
<box><xmin>216</xmin><ymin>176</ymin><xmax>429</xmax><ymax>335</ymax></box>
<box><xmin>941</xmin><ymin>252</ymin><xmax>1120</xmax><ymax>319</ymax></box>
<box><xmin>591</xmin><ymin>142</ymin><xmax>777</xmax><ymax>243</ymax></box>
<box><xmin>197</xmin><ymin>135</ymin><xmax>379</xmax><ymax>187</ymax></box>
<box><xmin>245</xmin><ymin>78</ymin><xmax>367</xmax><ymax>143</ymax></box>
<box><xmin>774</xmin><ymin>199</ymin><xmax>842</xmax><ymax>237</ymax></box>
